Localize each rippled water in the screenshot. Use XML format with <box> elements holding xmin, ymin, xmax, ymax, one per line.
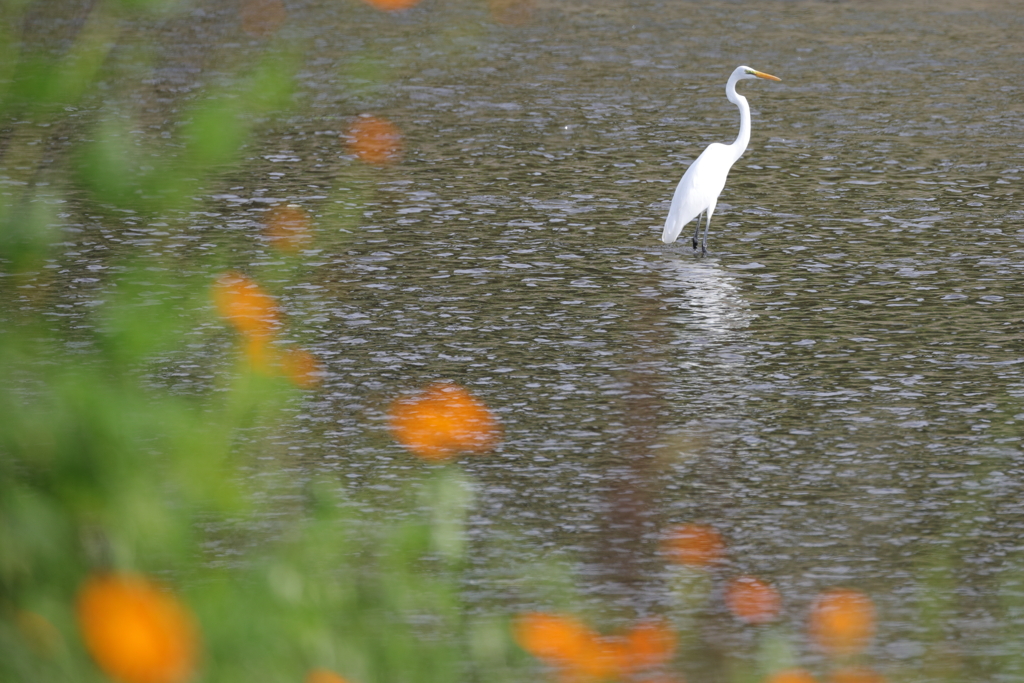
<box><xmin>35</xmin><ymin>0</ymin><xmax>1024</xmax><ymax>675</ymax></box>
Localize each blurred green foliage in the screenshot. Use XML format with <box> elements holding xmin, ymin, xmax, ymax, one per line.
<box><xmin>0</xmin><ymin>1</ymin><xmax>527</xmax><ymax>682</ymax></box>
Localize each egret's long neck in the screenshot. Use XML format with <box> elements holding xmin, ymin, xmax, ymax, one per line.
<box><xmin>725</xmin><ymin>76</ymin><xmax>751</xmax><ymax>163</ymax></box>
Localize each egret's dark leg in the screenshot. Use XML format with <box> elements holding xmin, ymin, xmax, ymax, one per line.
<box><xmin>701</xmin><ymin>205</ymin><xmax>715</xmax><ymax>256</ymax></box>
<box><xmin>691</xmin><ymin>212</ymin><xmax>702</xmax><ymax>251</ymax></box>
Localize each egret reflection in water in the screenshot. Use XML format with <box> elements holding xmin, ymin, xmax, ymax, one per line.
<box><xmin>657</xmin><ymin>256</ymin><xmax>754</xmax><ymax>364</ymax></box>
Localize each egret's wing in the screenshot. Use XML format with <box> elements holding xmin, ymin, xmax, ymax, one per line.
<box><xmin>662</xmin><ymin>144</ymin><xmax>733</xmax><ymax>244</ymax></box>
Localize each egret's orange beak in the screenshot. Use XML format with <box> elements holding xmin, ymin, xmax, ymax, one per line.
<box><xmin>753</xmin><ymin>70</ymin><xmax>782</xmax><ymax>82</ymax></box>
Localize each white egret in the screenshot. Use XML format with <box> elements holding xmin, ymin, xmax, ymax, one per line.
<box><xmin>662</xmin><ymin>66</ymin><xmax>781</xmax><ymax>255</ymax></box>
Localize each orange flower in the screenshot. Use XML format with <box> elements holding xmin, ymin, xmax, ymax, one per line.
<box><xmin>212</xmin><ymin>271</ymin><xmax>279</xmax><ymax>340</ymax></box>
<box><xmin>622</xmin><ymin>619</ymin><xmax>675</xmax><ymax>671</ymax></box>
<box><xmin>766</xmin><ymin>669</ymin><xmax>818</xmax><ymax>683</ymax></box>
<box><xmin>515</xmin><ymin>613</ymin><xmax>593</xmax><ymax>667</ymax></box>
<box><xmin>305</xmin><ymin>669</ymin><xmax>352</xmax><ymax>683</ymax></box>
<box><xmin>264</xmin><ymin>204</ymin><xmax>313</xmax><ymax>253</ymax></box>
<box><xmin>662</xmin><ymin>524</ymin><xmax>724</xmax><ymax>567</ymax></box>
<box><xmin>725</xmin><ymin>576</ymin><xmax>781</xmax><ymax>625</ymax></box>
<box><xmin>240</xmin><ymin>0</ymin><xmax>287</xmax><ymax>36</ymax></box>
<box><xmin>388</xmin><ymin>382</ymin><xmax>500</xmax><ymax>461</ymax></box>
<box><xmin>280</xmin><ymin>347</ymin><xmax>322</xmax><ymax>389</ymax></box>
<box><xmin>345</xmin><ymin>115</ymin><xmax>403</xmax><ymax>166</ymax></box>
<box><xmin>573</xmin><ymin>635</ymin><xmax>626</xmax><ymax>682</ymax></box>
<box><xmin>809</xmin><ymin>589</ymin><xmax>876</xmax><ymax>656</ymax></box>
<box><xmin>77</xmin><ymin>574</ymin><xmax>198</xmax><ymax>683</ymax></box>
<box><xmin>361</xmin><ymin>0</ymin><xmax>420</xmax><ymax>12</ymax></box>
<box><xmin>514</xmin><ymin>613</ymin><xmax>675</xmax><ymax>683</ymax></box>
<box><xmin>829</xmin><ymin>667</ymin><xmax>885</xmax><ymax>683</ymax></box>
<box><xmin>211</xmin><ymin>272</ymin><xmax>319</xmax><ymax>385</ymax></box>
<box><xmin>242</xmin><ymin>336</ymin><xmax>275</xmax><ymax>374</ymax></box>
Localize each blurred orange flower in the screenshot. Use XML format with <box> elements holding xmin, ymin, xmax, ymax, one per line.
<box><xmin>305</xmin><ymin>668</ymin><xmax>352</xmax><ymax>683</ymax></box>
<box><xmin>514</xmin><ymin>612</ymin><xmax>675</xmax><ymax>683</ymax></box>
<box><xmin>574</xmin><ymin>636</ymin><xmax>628</xmax><ymax>683</ymax></box>
<box><xmin>388</xmin><ymin>382</ymin><xmax>500</xmax><ymax>461</ymax></box>
<box><xmin>211</xmin><ymin>272</ymin><xmax>320</xmax><ymax>386</ymax></box>
<box><xmin>361</xmin><ymin>0</ymin><xmax>420</xmax><ymax>12</ymax></box>
<box><xmin>243</xmin><ymin>336</ymin><xmax>274</xmax><ymax>374</ymax></box>
<box><xmin>264</xmin><ymin>204</ymin><xmax>313</xmax><ymax>253</ymax></box>
<box><xmin>345</xmin><ymin>115</ymin><xmax>403</xmax><ymax>166</ymax></box>
<box><xmin>280</xmin><ymin>347</ymin><xmax>322</xmax><ymax>389</ymax></box>
<box><xmin>766</xmin><ymin>669</ymin><xmax>818</xmax><ymax>683</ymax></box>
<box><xmin>662</xmin><ymin>523</ymin><xmax>724</xmax><ymax>567</ymax></box>
<box><xmin>515</xmin><ymin>613</ymin><xmax>595</xmax><ymax>670</ymax></box>
<box><xmin>212</xmin><ymin>271</ymin><xmax>279</xmax><ymax>340</ymax></box>
<box><xmin>829</xmin><ymin>667</ymin><xmax>885</xmax><ymax>683</ymax></box>
<box><xmin>725</xmin><ymin>575</ymin><xmax>781</xmax><ymax>625</ymax></box>
<box><xmin>77</xmin><ymin>574</ymin><xmax>198</xmax><ymax>683</ymax></box>
<box><xmin>809</xmin><ymin>588</ymin><xmax>876</xmax><ymax>656</ymax></box>
<box><xmin>240</xmin><ymin>0</ymin><xmax>287</xmax><ymax>36</ymax></box>
<box><xmin>621</xmin><ymin>619</ymin><xmax>675</xmax><ymax>672</ymax></box>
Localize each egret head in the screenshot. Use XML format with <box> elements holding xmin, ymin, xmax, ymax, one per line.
<box><xmin>735</xmin><ymin>65</ymin><xmax>781</xmax><ymax>82</ymax></box>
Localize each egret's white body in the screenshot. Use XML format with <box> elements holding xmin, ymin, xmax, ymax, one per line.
<box><xmin>662</xmin><ymin>66</ymin><xmax>781</xmax><ymax>254</ymax></box>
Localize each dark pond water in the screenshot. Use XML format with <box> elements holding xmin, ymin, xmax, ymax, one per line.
<box><xmin>28</xmin><ymin>0</ymin><xmax>1024</xmax><ymax>677</ymax></box>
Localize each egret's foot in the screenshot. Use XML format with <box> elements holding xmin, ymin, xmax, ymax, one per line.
<box><xmin>700</xmin><ymin>245</ymin><xmax>711</xmax><ymax>257</ymax></box>
<box><xmin>692</xmin><ymin>237</ymin><xmax>698</xmax><ymax>250</ymax></box>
